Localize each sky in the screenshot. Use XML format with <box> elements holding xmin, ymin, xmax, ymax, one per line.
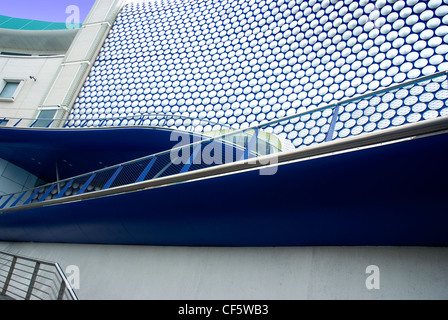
<box><xmin>1</xmin><ymin>0</ymin><xmax>96</xmax><ymax>23</ymax></box>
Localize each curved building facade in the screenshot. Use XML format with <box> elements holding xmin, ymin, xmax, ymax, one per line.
<box><xmin>68</xmin><ymin>0</ymin><xmax>448</xmax><ymax>148</ymax></box>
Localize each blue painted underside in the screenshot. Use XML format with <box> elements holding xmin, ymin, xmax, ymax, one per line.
<box><xmin>0</xmin><ymin>132</ymin><xmax>447</xmax><ymax>246</ymax></box>
<box><xmin>0</xmin><ymin>127</ymin><xmax>196</xmax><ymax>181</ymax></box>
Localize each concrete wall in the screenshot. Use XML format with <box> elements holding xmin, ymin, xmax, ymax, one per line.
<box><xmin>0</xmin><ymin>159</ymin><xmax>38</xmax><ymax>196</ymax></box>
<box><xmin>0</xmin><ymin>55</ymin><xmax>65</xmax><ymax>123</ymax></box>
<box><xmin>41</xmin><ymin>0</ymin><xmax>125</xmax><ymax>121</ymax></box>
<box><xmin>0</xmin><ymin>241</ymin><xmax>447</xmax><ymax>300</ymax></box>
<box><xmin>0</xmin><ymin>55</ymin><xmax>58</xmax><ymax>195</ymax></box>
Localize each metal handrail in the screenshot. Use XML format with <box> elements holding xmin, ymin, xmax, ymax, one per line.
<box><xmin>0</xmin><ymin>250</ymin><xmax>78</xmax><ymax>300</ymax></box>
<box><xmin>0</xmin><ymin>126</ymin><xmax>273</xmax><ymax>212</ymax></box>
<box><xmin>2</xmin><ymin>71</ymin><xmax>446</xmax><ymax>131</ymax></box>
<box><xmin>1</xmin><ymin>111</ymin><xmax>233</xmax><ymax>131</ymax></box>
<box><xmin>0</xmin><ymin>71</ymin><xmax>447</xmax><ymax>213</ymax></box>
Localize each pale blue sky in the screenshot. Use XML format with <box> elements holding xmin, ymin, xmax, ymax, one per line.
<box><xmin>1</xmin><ymin>0</ymin><xmax>96</xmax><ymax>23</ymax></box>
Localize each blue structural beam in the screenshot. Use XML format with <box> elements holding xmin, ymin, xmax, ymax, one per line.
<box><xmin>0</xmin><ymin>194</ymin><xmax>15</xmax><ymax>209</ymax></box>
<box><xmin>10</xmin><ymin>191</ymin><xmax>27</xmax><ymax>208</ymax></box>
<box><xmin>55</xmin><ymin>180</ymin><xmax>73</xmax><ymax>199</ymax></box>
<box><xmin>77</xmin><ymin>174</ymin><xmax>97</xmax><ymax>195</ymax></box>
<box><xmin>38</xmin><ymin>184</ymin><xmax>56</xmax><ymax>202</ymax></box>
<box><xmin>152</xmin><ymin>157</ymin><xmax>178</xmax><ymax>179</ymax></box>
<box><xmin>136</xmin><ymin>157</ymin><xmax>157</xmax><ymax>183</ymax></box>
<box><xmin>180</xmin><ymin>145</ymin><xmax>202</xmax><ymax>174</ymax></box>
<box><xmin>325</xmin><ymin>105</ymin><xmax>340</xmax><ymax>142</ymax></box>
<box><xmin>102</xmin><ymin>166</ymin><xmax>123</xmax><ymax>190</ymax></box>
<box><xmin>241</xmin><ymin>129</ymin><xmax>259</xmax><ymax>161</ymax></box>
<box><xmin>23</xmin><ymin>188</ymin><xmax>40</xmax><ymax>206</ymax></box>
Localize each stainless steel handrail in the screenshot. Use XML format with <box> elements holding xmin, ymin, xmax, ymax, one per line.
<box><xmin>0</xmin><ymin>111</ymin><xmax>233</xmax><ymax>130</ymax></box>
<box><xmin>2</xmin><ymin>71</ymin><xmax>446</xmax><ymax>131</ymax></box>
<box><xmin>0</xmin><ymin>250</ymin><xmax>78</xmax><ymax>300</ymax></box>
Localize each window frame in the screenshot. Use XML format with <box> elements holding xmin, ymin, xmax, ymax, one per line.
<box><xmin>32</xmin><ymin>108</ymin><xmax>59</xmax><ymax>128</ymax></box>
<box><xmin>0</xmin><ymin>78</ymin><xmax>25</xmax><ymax>102</ymax></box>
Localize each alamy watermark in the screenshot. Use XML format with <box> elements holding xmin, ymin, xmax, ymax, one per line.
<box><xmin>169</xmin><ymin>131</ymin><xmax>279</xmax><ymax>176</ymax></box>
<box><xmin>365</xmin><ymin>265</ymin><xmax>380</xmax><ymax>290</ymax></box>
<box><xmin>66</xmin><ymin>5</ymin><xmax>80</xmax><ymax>29</ymax></box>
<box><xmin>65</xmin><ymin>265</ymin><xmax>80</xmax><ymax>290</ymax></box>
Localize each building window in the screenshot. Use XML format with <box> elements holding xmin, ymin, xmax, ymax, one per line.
<box><xmin>0</xmin><ymin>52</ymin><xmax>32</xmax><ymax>57</ymax></box>
<box><xmin>32</xmin><ymin>109</ymin><xmax>58</xmax><ymax>128</ymax></box>
<box><xmin>0</xmin><ymin>82</ymin><xmax>19</xmax><ymax>98</ymax></box>
<box><xmin>0</xmin><ymin>80</ymin><xmax>23</xmax><ymax>101</ymax></box>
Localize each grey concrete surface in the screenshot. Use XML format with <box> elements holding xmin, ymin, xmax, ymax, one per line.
<box><xmin>1</xmin><ymin>242</ymin><xmax>448</xmax><ymax>300</ymax></box>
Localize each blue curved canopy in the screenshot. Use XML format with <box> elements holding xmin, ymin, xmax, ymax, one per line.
<box><xmin>0</xmin><ymin>127</ymin><xmax>197</xmax><ymax>181</ymax></box>
<box><xmin>0</xmin><ymin>131</ymin><xmax>447</xmax><ymax>246</ymax></box>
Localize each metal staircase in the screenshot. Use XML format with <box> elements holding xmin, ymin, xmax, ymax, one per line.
<box><xmin>0</xmin><ymin>250</ymin><xmax>77</xmax><ymax>300</ymax></box>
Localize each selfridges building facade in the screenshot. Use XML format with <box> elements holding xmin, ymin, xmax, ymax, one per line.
<box><xmin>68</xmin><ymin>0</ymin><xmax>448</xmax><ymax>150</ymax></box>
